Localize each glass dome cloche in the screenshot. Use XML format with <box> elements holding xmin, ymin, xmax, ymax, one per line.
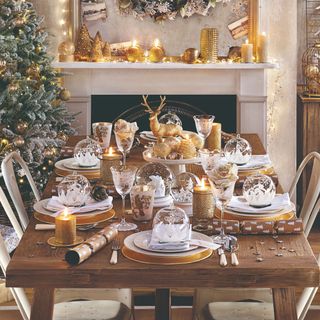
<box><xmin>159</xmin><ymin>111</ymin><xmax>183</xmax><ymax>127</ymax></box>
<box><xmin>152</xmin><ymin>206</ymin><xmax>190</xmax><ymax>243</ymax></box>
<box><xmin>74</xmin><ymin>136</ymin><xmax>102</xmax><ymax>167</ymax></box>
<box><xmin>224</xmin><ymin>134</ymin><xmax>252</xmax><ymax>165</ymax></box>
<box><xmin>135</xmin><ymin>162</ymin><xmax>173</xmax><ymax>198</ymax></box>
<box><xmin>57</xmin><ymin>172</ymin><xmax>91</xmax><ymax>207</ymax></box>
<box><xmin>243</xmin><ymin>174</ymin><xmax>276</xmax><ymax>208</ymax></box>
<box><xmin>171</xmin><ymin>172</ymin><xmax>200</xmax><ymax>203</ymax></box>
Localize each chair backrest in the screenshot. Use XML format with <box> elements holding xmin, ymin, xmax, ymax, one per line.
<box><xmin>0</xmin><ymin>185</ymin><xmax>31</xmax><ymax>319</ymax></box>
<box><xmin>289</xmin><ymin>151</ymin><xmax>320</xmax><ymax>237</ymax></box>
<box><xmin>1</xmin><ymin>151</ymin><xmax>40</xmax><ymax>231</ymax></box>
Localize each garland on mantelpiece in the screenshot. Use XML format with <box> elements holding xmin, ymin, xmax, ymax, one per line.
<box><xmin>117</xmin><ymin>0</ymin><xmax>231</xmax><ymax>21</ymax></box>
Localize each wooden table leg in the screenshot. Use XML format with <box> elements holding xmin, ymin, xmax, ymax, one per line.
<box><xmin>30</xmin><ymin>288</ymin><xmax>54</xmax><ymax>320</ymax></box>
<box><xmin>272</xmin><ymin>288</ymin><xmax>297</xmax><ymax>320</ymax></box>
<box><xmin>155</xmin><ymin>288</ymin><xmax>171</xmax><ymax>320</ymax></box>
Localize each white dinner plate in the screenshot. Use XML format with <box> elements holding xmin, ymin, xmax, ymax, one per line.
<box><xmin>133</xmin><ymin>230</ymin><xmax>200</xmax><ymax>253</ymax></box>
<box><xmin>33</xmin><ymin>199</ymin><xmax>113</xmax><ymax>218</ymax></box>
<box><xmin>62</xmin><ymin>158</ymin><xmax>100</xmax><ymax>170</ymax></box>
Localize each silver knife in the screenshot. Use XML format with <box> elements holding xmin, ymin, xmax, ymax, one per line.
<box><xmin>218</xmin><ymin>248</ymin><xmax>228</xmax><ymax>267</ymax></box>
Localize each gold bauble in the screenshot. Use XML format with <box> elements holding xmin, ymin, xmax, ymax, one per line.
<box><xmin>57</xmin><ymin>131</ymin><xmax>68</xmax><ymax>142</ymax></box>
<box><xmin>44</xmin><ymin>147</ymin><xmax>54</xmax><ymax>159</ymax></box>
<box><xmin>13</xmin><ymin>135</ymin><xmax>25</xmax><ymax>147</ymax></box>
<box><xmin>149</xmin><ymin>46</ymin><xmax>165</xmax><ymax>63</ymax></box>
<box><xmin>59</xmin><ymin>88</ymin><xmax>71</xmax><ymax>101</ymax></box>
<box><xmin>182</xmin><ymin>48</ymin><xmax>199</xmax><ymax>64</ymax></box>
<box><xmin>35</xmin><ymin>45</ymin><xmax>43</xmax><ymax>54</ymax></box>
<box><xmin>58</xmin><ymin>40</ymin><xmax>75</xmax><ymax>56</ymax></box>
<box><xmin>304</xmin><ymin>64</ymin><xmax>319</xmax><ymax>80</ymax></box>
<box><xmin>127</xmin><ymin>46</ymin><xmax>143</xmax><ymax>62</ymax></box>
<box><xmin>51</xmin><ymin>99</ymin><xmax>61</xmax><ymax>107</ymax></box>
<box><xmin>1</xmin><ymin>138</ymin><xmax>9</xmax><ymax>147</ymax></box>
<box><xmin>0</xmin><ymin>60</ymin><xmax>6</xmax><ymax>75</ymax></box>
<box><xmin>16</xmin><ymin>120</ymin><xmax>28</xmax><ymax>134</ymax></box>
<box><xmin>0</xmin><ymin>144</ymin><xmax>16</xmax><ymax>156</ymax></box>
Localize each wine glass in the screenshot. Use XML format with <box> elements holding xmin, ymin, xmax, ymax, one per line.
<box><xmin>110</xmin><ymin>165</ymin><xmax>138</xmax><ymax>232</ymax></box>
<box><xmin>199</xmin><ymin>148</ymin><xmax>223</xmax><ymax>172</ymax></box>
<box><xmin>206</xmin><ymin>163</ymin><xmax>238</xmax><ymax>248</ymax></box>
<box><xmin>114</xmin><ymin>131</ymin><xmax>135</xmax><ymax>166</ymax></box>
<box><xmin>193</xmin><ymin>115</ymin><xmax>215</xmax><ymax>145</ymax></box>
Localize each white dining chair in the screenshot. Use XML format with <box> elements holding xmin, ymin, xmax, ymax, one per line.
<box><xmin>0</xmin><ymin>152</ymin><xmax>134</xmax><ymax>319</ymax></box>
<box><xmin>193</xmin><ymin>151</ymin><xmax>320</xmax><ymax>320</ymax></box>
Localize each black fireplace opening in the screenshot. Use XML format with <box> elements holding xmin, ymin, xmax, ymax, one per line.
<box><xmin>91</xmin><ymin>95</ymin><xmax>237</xmax><ymax>133</ymax></box>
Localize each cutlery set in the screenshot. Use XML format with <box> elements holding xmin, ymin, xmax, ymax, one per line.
<box><xmin>217</xmin><ymin>238</ymin><xmax>239</xmax><ymax>267</ymax></box>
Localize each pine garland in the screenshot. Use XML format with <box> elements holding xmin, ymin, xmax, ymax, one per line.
<box><xmin>0</xmin><ymin>0</ymin><xmax>75</xmax><ymax>191</ymax></box>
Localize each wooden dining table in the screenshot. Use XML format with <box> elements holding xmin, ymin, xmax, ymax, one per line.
<box><xmin>6</xmin><ymin>134</ymin><xmax>320</xmax><ymax>320</ymax></box>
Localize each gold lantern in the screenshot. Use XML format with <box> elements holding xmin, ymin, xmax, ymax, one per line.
<box><xmin>302</xmin><ymin>43</ymin><xmax>320</xmax><ymax>96</ymax></box>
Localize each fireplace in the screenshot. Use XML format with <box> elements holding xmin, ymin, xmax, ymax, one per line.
<box><xmin>91</xmin><ymin>95</ymin><xmax>237</xmax><ymax>133</ymax></box>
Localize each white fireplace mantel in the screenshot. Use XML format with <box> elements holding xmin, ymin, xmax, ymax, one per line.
<box><xmin>55</xmin><ymin>62</ymin><xmax>278</xmax><ymax>147</ymax></box>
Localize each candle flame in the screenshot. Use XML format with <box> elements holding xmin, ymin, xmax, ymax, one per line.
<box><xmin>200</xmin><ymin>178</ymin><xmax>206</xmax><ymax>188</ymax></box>
<box><xmin>132</xmin><ymin>39</ymin><xmax>137</xmax><ymax>47</ymax></box>
<box><xmin>245</xmin><ymin>39</ymin><xmax>249</xmax><ymax>44</ymax></box>
<box><xmin>154</xmin><ymin>38</ymin><xmax>160</xmax><ymax>47</ymax></box>
<box><xmin>108</xmin><ymin>147</ymin><xmax>114</xmax><ymax>155</ymax></box>
<box><xmin>144</xmin><ymin>50</ymin><xmax>149</xmax><ymax>57</ymax></box>
<box><xmin>262</xmin><ymin>31</ymin><xmax>266</xmax><ymax>36</ymax></box>
<box><xmin>62</xmin><ymin>207</ymin><xmax>69</xmax><ymax>218</ymax></box>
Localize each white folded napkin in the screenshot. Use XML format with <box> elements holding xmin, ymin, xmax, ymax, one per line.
<box><xmin>237</xmin><ymin>155</ymin><xmax>272</xmax><ymax>170</ymax></box>
<box><xmin>149</xmin><ymin>224</ymin><xmax>191</xmax><ymax>250</ymax></box>
<box><xmin>227</xmin><ymin>193</ymin><xmax>291</xmax><ymax>213</ymax></box>
<box><xmin>46</xmin><ymin>196</ymin><xmax>113</xmax><ymax>217</ymax></box>
<box><xmin>35</xmin><ymin>224</ymin><xmax>55</xmax><ymax>231</ymax></box>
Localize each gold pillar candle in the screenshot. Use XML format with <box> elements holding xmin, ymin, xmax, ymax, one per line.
<box><xmin>257</xmin><ymin>32</ymin><xmax>268</xmax><ymax>63</ymax></box>
<box><xmin>241</xmin><ymin>40</ymin><xmax>253</xmax><ymax>63</ymax></box>
<box><xmin>248</xmin><ymin>0</ymin><xmax>260</xmax><ymax>59</ymax></box>
<box><xmin>127</xmin><ymin>40</ymin><xmax>143</xmax><ymax>62</ymax></box>
<box><xmin>149</xmin><ymin>39</ymin><xmax>165</xmax><ymax>63</ymax></box>
<box><xmin>207</xmin><ymin>123</ymin><xmax>221</xmax><ymax>151</ymax></box>
<box><xmin>100</xmin><ymin>147</ymin><xmax>122</xmax><ymax>185</ymax></box>
<box><xmin>200</xmin><ymin>28</ymin><xmax>218</xmax><ymax>63</ymax></box>
<box><xmin>193</xmin><ymin>178</ymin><xmax>214</xmax><ymax>232</ymax></box>
<box><xmin>55</xmin><ymin>208</ymin><xmax>76</xmax><ymax>245</ymax></box>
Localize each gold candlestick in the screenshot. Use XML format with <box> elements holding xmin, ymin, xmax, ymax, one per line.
<box><xmin>127</xmin><ymin>40</ymin><xmax>143</xmax><ymax>62</ymax></box>
<box><xmin>193</xmin><ymin>178</ymin><xmax>214</xmax><ymax>232</ymax></box>
<box><xmin>55</xmin><ymin>208</ymin><xmax>76</xmax><ymax>245</ymax></box>
<box><xmin>207</xmin><ymin>122</ymin><xmax>221</xmax><ymax>151</ymax></box>
<box><xmin>100</xmin><ymin>147</ymin><xmax>122</xmax><ymax>185</ymax></box>
<box><xmin>241</xmin><ymin>40</ymin><xmax>253</xmax><ymax>63</ymax></box>
<box><xmin>149</xmin><ymin>39</ymin><xmax>165</xmax><ymax>63</ymax></box>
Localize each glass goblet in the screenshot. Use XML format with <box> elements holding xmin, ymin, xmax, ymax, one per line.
<box><xmin>193</xmin><ymin>115</ymin><xmax>215</xmax><ymax>145</ymax></box>
<box><xmin>110</xmin><ymin>165</ymin><xmax>138</xmax><ymax>232</ymax></box>
<box><xmin>208</xmin><ymin>177</ymin><xmax>237</xmax><ymax>248</ymax></box>
<box><xmin>114</xmin><ymin>131</ymin><xmax>135</xmax><ymax>166</ymax></box>
<box><xmin>199</xmin><ymin>148</ymin><xmax>223</xmax><ymax>173</ymax></box>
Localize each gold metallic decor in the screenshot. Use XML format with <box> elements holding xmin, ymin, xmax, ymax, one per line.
<box><xmin>182</xmin><ymin>48</ymin><xmax>199</xmax><ymax>64</ymax></box>
<box><xmin>58</xmin><ymin>40</ymin><xmax>75</xmax><ymax>62</ymax></box>
<box><xmin>248</xmin><ymin>0</ymin><xmax>260</xmax><ymax>60</ymax></box>
<box><xmin>74</xmin><ymin>24</ymin><xmax>92</xmax><ymax>61</ymax></box>
<box><xmin>302</xmin><ymin>43</ymin><xmax>320</xmax><ymax>96</ymax></box>
<box><xmin>200</xmin><ymin>28</ymin><xmax>218</xmax><ymax>63</ymax></box>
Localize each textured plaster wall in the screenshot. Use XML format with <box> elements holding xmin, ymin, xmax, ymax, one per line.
<box><xmin>30</xmin><ymin>0</ymin><xmax>297</xmax><ymax>192</ymax></box>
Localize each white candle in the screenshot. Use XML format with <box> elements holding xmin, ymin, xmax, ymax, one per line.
<box><xmin>241</xmin><ymin>40</ymin><xmax>253</xmax><ymax>63</ymax></box>
<box><xmin>257</xmin><ymin>32</ymin><xmax>268</xmax><ymax>63</ymax></box>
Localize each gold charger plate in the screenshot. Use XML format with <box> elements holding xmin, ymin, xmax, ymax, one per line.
<box><xmin>122</xmin><ymin>232</ymin><xmax>213</xmax><ymax>265</ymax></box>
<box><xmin>55</xmin><ymin>159</ymin><xmax>100</xmax><ymax>179</ymax></box>
<box><xmin>34</xmin><ymin>208</ymin><xmax>115</xmax><ymax>226</ymax></box>
<box><xmin>238</xmin><ymin>166</ymin><xmax>275</xmax><ymax>178</ymax></box>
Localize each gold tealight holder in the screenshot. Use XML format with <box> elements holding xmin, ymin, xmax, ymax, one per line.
<box><xmin>193</xmin><ymin>177</ymin><xmax>214</xmax><ymax>233</ymax></box>
<box><xmin>149</xmin><ymin>39</ymin><xmax>165</xmax><ymax>63</ymax></box>
<box><xmin>100</xmin><ymin>147</ymin><xmax>122</xmax><ymax>185</ymax></box>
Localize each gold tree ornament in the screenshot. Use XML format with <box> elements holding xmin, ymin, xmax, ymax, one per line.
<box><xmin>57</xmin><ymin>131</ymin><xmax>68</xmax><ymax>142</ymax></box>
<box><xmin>13</xmin><ymin>135</ymin><xmax>25</xmax><ymax>147</ymax></box>
<box><xmin>90</xmin><ymin>32</ymin><xmax>104</xmax><ymax>62</ymax></box>
<box><xmin>102</xmin><ymin>42</ymin><xmax>111</xmax><ymax>61</ymax></box>
<box><xmin>74</xmin><ymin>24</ymin><xmax>92</xmax><ymax>61</ymax></box>
<box><xmin>0</xmin><ymin>60</ymin><xmax>6</xmax><ymax>75</ymax></box>
<box><xmin>16</xmin><ymin>120</ymin><xmax>28</xmax><ymax>134</ymax></box>
<box><xmin>59</xmin><ymin>88</ymin><xmax>71</xmax><ymax>101</ymax></box>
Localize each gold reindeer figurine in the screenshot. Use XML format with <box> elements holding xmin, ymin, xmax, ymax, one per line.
<box><xmin>141</xmin><ymin>95</ymin><xmax>183</xmax><ymax>138</ymax></box>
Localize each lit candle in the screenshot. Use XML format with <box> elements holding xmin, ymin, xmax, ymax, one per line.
<box><xmin>149</xmin><ymin>38</ymin><xmax>165</xmax><ymax>63</ymax></box>
<box><xmin>144</xmin><ymin>50</ymin><xmax>149</xmax><ymax>62</ymax></box>
<box><xmin>193</xmin><ymin>177</ymin><xmax>214</xmax><ymax>232</ymax></box>
<box><xmin>241</xmin><ymin>39</ymin><xmax>253</xmax><ymax>63</ymax></box>
<box><xmin>127</xmin><ymin>39</ymin><xmax>143</xmax><ymax>62</ymax></box>
<box><xmin>55</xmin><ymin>208</ymin><xmax>76</xmax><ymax>245</ymax></box>
<box><xmin>207</xmin><ymin>122</ymin><xmax>221</xmax><ymax>151</ymax></box>
<box><xmin>257</xmin><ymin>32</ymin><xmax>268</xmax><ymax>63</ymax></box>
<box><xmin>100</xmin><ymin>147</ymin><xmax>122</xmax><ymax>184</ymax></box>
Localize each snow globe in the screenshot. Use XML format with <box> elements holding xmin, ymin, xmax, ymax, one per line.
<box><xmin>74</xmin><ymin>136</ymin><xmax>102</xmax><ymax>167</ymax></box>
<box><xmin>224</xmin><ymin>134</ymin><xmax>252</xmax><ymax>165</ymax></box>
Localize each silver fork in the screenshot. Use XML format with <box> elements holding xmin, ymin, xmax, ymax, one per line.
<box><xmin>110</xmin><ymin>237</ymin><xmax>121</xmax><ymax>265</ymax></box>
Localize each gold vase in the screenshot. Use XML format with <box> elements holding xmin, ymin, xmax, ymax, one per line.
<box><xmin>200</xmin><ymin>28</ymin><xmax>218</xmax><ymax>63</ymax></box>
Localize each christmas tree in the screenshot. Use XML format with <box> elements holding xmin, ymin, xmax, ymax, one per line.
<box><xmin>0</xmin><ymin>0</ymin><xmax>75</xmax><ymax>191</ymax></box>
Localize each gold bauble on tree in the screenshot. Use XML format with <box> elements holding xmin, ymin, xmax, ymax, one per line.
<box><xmin>74</xmin><ymin>24</ymin><xmax>92</xmax><ymax>62</ymax></box>
<box><xmin>58</xmin><ymin>40</ymin><xmax>75</xmax><ymax>62</ymax></box>
<box><xmin>44</xmin><ymin>147</ymin><xmax>54</xmax><ymax>159</ymax></box>
<box><xmin>57</xmin><ymin>131</ymin><xmax>68</xmax><ymax>142</ymax></box>
<box><xmin>59</xmin><ymin>88</ymin><xmax>71</xmax><ymax>101</ymax></box>
<box><xmin>16</xmin><ymin>120</ymin><xmax>28</xmax><ymax>134</ymax></box>
<box><xmin>13</xmin><ymin>135</ymin><xmax>25</xmax><ymax>147</ymax></box>
<box><xmin>90</xmin><ymin>32</ymin><xmax>104</xmax><ymax>62</ymax></box>
<box><xmin>26</xmin><ymin>64</ymin><xmax>40</xmax><ymax>81</ymax></box>
<box><xmin>0</xmin><ymin>60</ymin><xmax>6</xmax><ymax>75</ymax></box>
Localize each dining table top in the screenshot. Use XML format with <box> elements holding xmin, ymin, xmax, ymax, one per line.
<box><xmin>5</xmin><ymin>133</ymin><xmax>320</xmax><ymax>320</ymax></box>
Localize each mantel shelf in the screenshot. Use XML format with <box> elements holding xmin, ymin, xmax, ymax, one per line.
<box><xmin>52</xmin><ymin>61</ymin><xmax>278</xmax><ymax>70</ymax></box>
